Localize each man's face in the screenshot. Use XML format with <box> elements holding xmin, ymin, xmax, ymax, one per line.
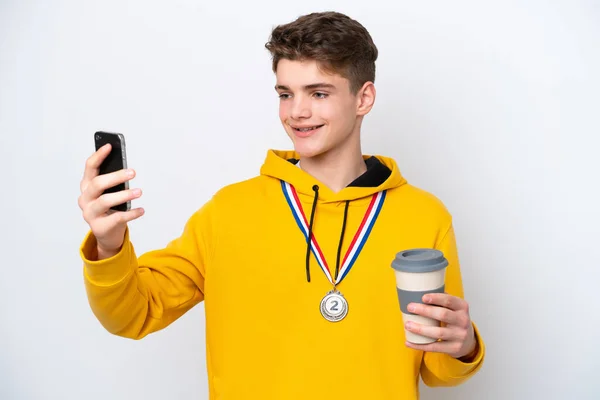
<box><xmin>275</xmin><ymin>59</ymin><xmax>365</xmax><ymax>159</ymax></box>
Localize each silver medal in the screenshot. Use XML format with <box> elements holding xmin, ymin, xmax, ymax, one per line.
<box><xmin>320</xmin><ymin>290</ymin><xmax>348</xmax><ymax>322</ymax></box>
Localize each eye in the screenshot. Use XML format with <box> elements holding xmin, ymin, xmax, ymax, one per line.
<box><xmin>278</xmin><ymin>93</ymin><xmax>291</xmax><ymax>100</ymax></box>
<box><xmin>313</xmin><ymin>92</ymin><xmax>328</xmax><ymax>99</ymax></box>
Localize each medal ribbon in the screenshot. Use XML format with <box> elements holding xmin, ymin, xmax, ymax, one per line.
<box><xmin>281</xmin><ymin>181</ymin><xmax>386</xmax><ymax>285</ymax></box>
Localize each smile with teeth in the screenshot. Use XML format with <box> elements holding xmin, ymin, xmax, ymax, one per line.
<box><xmin>293</xmin><ymin>125</ymin><xmax>324</xmax><ymax>132</ymax></box>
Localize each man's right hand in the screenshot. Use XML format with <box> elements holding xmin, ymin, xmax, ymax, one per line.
<box><xmin>78</xmin><ymin>144</ymin><xmax>145</xmax><ymax>259</ymax></box>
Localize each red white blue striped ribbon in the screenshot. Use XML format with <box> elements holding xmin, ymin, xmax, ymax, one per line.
<box><xmin>281</xmin><ymin>181</ymin><xmax>386</xmax><ymax>285</ymax></box>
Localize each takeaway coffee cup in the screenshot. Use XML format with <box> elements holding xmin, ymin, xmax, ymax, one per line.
<box><xmin>391</xmin><ymin>249</ymin><xmax>448</xmax><ymax>344</ymax></box>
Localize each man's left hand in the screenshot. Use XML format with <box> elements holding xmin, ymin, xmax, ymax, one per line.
<box><xmin>404</xmin><ymin>293</ymin><xmax>477</xmax><ymax>359</ymax></box>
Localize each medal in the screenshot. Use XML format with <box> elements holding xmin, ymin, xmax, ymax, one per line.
<box><xmin>320</xmin><ymin>289</ymin><xmax>348</xmax><ymax>322</ymax></box>
<box><xmin>281</xmin><ymin>181</ymin><xmax>387</xmax><ymax>322</ymax></box>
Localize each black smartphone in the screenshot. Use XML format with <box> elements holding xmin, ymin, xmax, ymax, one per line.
<box><xmin>94</xmin><ymin>131</ymin><xmax>130</xmax><ymax>212</ymax></box>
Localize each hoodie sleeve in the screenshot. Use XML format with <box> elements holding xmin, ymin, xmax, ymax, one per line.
<box><xmin>420</xmin><ymin>223</ymin><xmax>486</xmax><ymax>387</ymax></box>
<box><xmin>80</xmin><ymin>199</ymin><xmax>216</xmax><ymax>340</ymax></box>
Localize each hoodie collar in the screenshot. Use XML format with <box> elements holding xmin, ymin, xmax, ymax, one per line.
<box><xmin>288</xmin><ymin>155</ymin><xmax>393</xmax><ymax>188</ymax></box>
<box><xmin>260</xmin><ymin>149</ymin><xmax>407</xmax><ymax>203</ymax></box>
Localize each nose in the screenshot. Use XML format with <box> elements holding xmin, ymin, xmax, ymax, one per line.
<box><xmin>290</xmin><ymin>95</ymin><xmax>311</xmax><ymax>120</ymax></box>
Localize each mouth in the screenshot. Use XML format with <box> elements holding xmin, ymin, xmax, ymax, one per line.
<box><xmin>291</xmin><ymin>124</ymin><xmax>325</xmax><ymax>137</ymax></box>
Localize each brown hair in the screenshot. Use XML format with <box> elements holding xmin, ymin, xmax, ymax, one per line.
<box><xmin>265</xmin><ymin>11</ymin><xmax>378</xmax><ymax>94</ymax></box>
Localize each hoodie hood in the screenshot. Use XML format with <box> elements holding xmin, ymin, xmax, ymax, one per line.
<box><xmin>261</xmin><ymin>149</ymin><xmax>408</xmax><ymax>283</ymax></box>
<box><xmin>260</xmin><ymin>149</ymin><xmax>407</xmax><ymax>203</ymax></box>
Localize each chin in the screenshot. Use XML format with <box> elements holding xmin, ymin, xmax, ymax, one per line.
<box><xmin>291</xmin><ymin>139</ymin><xmax>332</xmax><ymax>159</ymax></box>
<box><xmin>284</xmin><ymin>124</ymin><xmax>328</xmax><ymax>158</ymax></box>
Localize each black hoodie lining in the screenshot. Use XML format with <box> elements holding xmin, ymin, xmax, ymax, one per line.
<box><xmin>288</xmin><ymin>156</ymin><xmax>391</xmax><ymax>188</ymax></box>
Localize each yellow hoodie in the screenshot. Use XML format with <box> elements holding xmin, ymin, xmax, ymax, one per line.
<box><xmin>81</xmin><ymin>149</ymin><xmax>485</xmax><ymax>399</ymax></box>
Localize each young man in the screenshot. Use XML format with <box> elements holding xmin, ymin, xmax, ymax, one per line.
<box><xmin>78</xmin><ymin>11</ymin><xmax>485</xmax><ymax>399</ymax></box>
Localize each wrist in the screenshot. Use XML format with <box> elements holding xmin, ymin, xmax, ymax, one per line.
<box><xmin>457</xmin><ymin>337</ymin><xmax>479</xmax><ymax>362</ymax></box>
<box><xmin>97</xmin><ymin>245</ymin><xmax>119</xmax><ymax>260</ymax></box>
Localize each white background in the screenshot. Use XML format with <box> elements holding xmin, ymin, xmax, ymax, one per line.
<box><xmin>1</xmin><ymin>1</ymin><xmax>599</xmax><ymax>399</ymax></box>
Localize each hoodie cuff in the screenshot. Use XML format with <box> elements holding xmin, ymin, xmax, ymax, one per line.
<box><xmin>80</xmin><ymin>229</ymin><xmax>135</xmax><ymax>286</ymax></box>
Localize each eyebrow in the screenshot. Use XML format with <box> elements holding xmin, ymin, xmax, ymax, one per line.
<box><xmin>275</xmin><ymin>83</ymin><xmax>336</xmax><ymax>91</ymax></box>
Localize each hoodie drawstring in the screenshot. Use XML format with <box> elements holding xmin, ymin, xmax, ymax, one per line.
<box><xmin>305</xmin><ymin>185</ymin><xmax>319</xmax><ymax>282</ymax></box>
<box><xmin>334</xmin><ymin>200</ymin><xmax>350</xmax><ymax>283</ymax></box>
<box><xmin>305</xmin><ymin>184</ymin><xmax>351</xmax><ymax>284</ymax></box>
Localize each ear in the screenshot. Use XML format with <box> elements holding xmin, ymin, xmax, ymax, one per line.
<box><xmin>356</xmin><ymin>81</ymin><xmax>376</xmax><ymax>116</ymax></box>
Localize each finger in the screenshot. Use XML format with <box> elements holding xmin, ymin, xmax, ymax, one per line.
<box><xmin>405</xmin><ymin>339</ymin><xmax>463</xmax><ymax>356</ymax></box>
<box><xmin>422</xmin><ymin>293</ymin><xmax>468</xmax><ymax>312</ymax></box>
<box><xmin>405</xmin><ymin>321</ymin><xmax>465</xmax><ymax>342</ymax></box>
<box><xmin>82</xmin><ymin>144</ymin><xmax>112</xmax><ymax>189</ymax></box>
<box><xmin>83</xmin><ymin>169</ymin><xmax>135</xmax><ymax>203</ymax></box>
<box><xmin>104</xmin><ymin>207</ymin><xmax>145</xmax><ymax>225</ymax></box>
<box><xmin>407</xmin><ymin>303</ymin><xmax>462</xmax><ymax>325</ymax></box>
<box><xmin>88</xmin><ymin>188</ymin><xmax>142</xmax><ymax>217</ymax></box>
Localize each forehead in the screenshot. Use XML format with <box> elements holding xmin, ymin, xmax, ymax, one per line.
<box><xmin>275</xmin><ymin>59</ymin><xmax>348</xmax><ymax>88</ymax></box>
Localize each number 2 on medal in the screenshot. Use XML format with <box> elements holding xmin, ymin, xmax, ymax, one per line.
<box><xmin>330</xmin><ymin>300</ymin><xmax>339</xmax><ymax>311</ymax></box>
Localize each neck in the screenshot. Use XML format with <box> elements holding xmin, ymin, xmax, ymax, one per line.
<box><xmin>298</xmin><ymin>141</ymin><xmax>366</xmax><ymax>193</ymax></box>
